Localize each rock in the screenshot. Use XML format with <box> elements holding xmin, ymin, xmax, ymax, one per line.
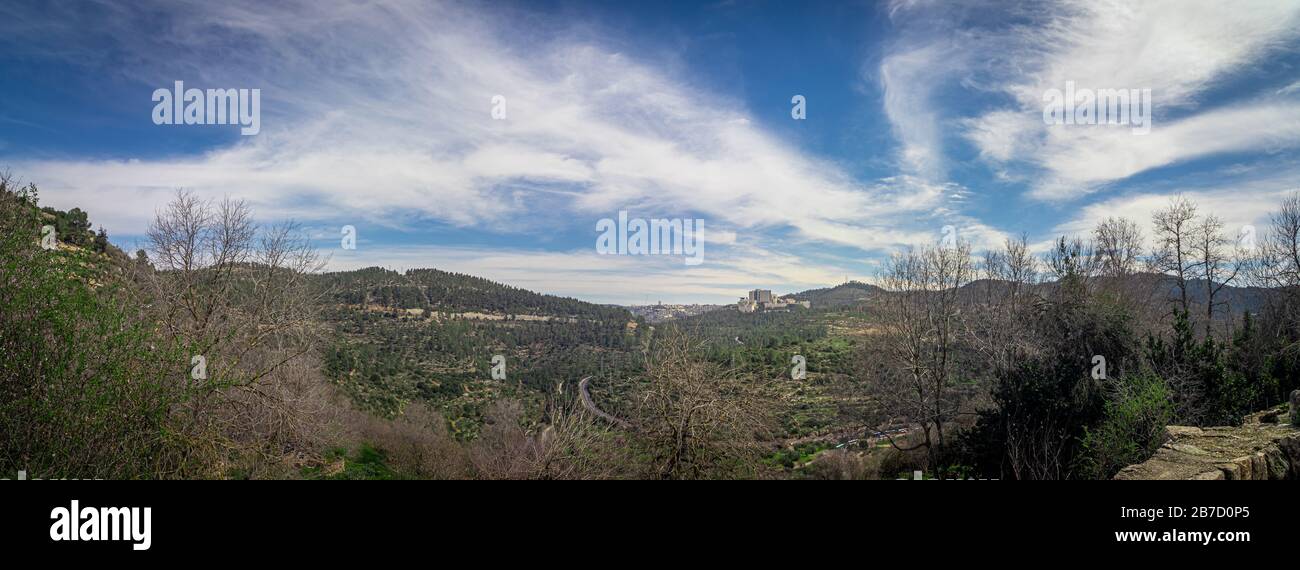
<box><xmin>1168</xmin><ymin>443</ymin><xmax>1209</xmax><ymax>456</ymax></box>
<box><xmin>1291</xmin><ymin>390</ymin><xmax>1300</xmax><ymax>426</ymax></box>
<box><xmin>1245</xmin><ymin>404</ymin><xmax>1289</xmax><ymax>425</ymax></box>
<box><xmin>1167</xmin><ymin>426</ymin><xmax>1204</xmax><ymax>439</ymax></box>
<box><xmin>1216</xmin><ymin>463</ymin><xmax>1241</xmax><ymax>480</ymax></box>
<box><xmin>1250</xmin><ymin>453</ymin><xmax>1267</xmax><ymax>480</ymax></box>
<box><xmin>1115</xmin><ymin>413</ymin><xmax>1300</xmax><ymax>480</ymax></box>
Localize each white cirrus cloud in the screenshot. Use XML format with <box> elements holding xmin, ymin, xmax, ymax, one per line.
<box><xmin>963</xmin><ymin>0</ymin><xmax>1300</xmax><ymax>200</ymax></box>
<box><xmin>6</xmin><ymin>0</ymin><xmax>971</xmax><ymax>268</ymax></box>
<box><xmin>883</xmin><ymin>0</ymin><xmax>1300</xmax><ymax>201</ymax></box>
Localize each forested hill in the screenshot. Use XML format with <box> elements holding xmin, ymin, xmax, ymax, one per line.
<box><xmin>792</xmin><ymin>276</ymin><xmax>1269</xmax><ymax>317</ymax></box>
<box><xmin>311</xmin><ymin>266</ymin><xmax>632</xmax><ymax>321</ymax></box>
<box><xmin>790</xmin><ymin>281</ymin><xmax>885</xmax><ymax>307</ymax></box>
<box><xmin>312</xmin><ymin>266</ymin><xmax>647</xmax><ymax>427</ymax></box>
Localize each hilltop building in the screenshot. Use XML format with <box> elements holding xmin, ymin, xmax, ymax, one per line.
<box><xmin>737</xmin><ymin>289</ymin><xmax>809</xmax><ymax>313</ymax></box>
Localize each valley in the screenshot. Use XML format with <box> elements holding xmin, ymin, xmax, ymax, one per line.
<box><xmin>4</xmin><ymin>180</ymin><xmax>1299</xmax><ymax>481</ymax></box>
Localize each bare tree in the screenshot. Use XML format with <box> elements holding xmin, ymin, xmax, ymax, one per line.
<box><xmin>139</xmin><ymin>189</ymin><xmax>328</xmax><ymax>473</ymax></box>
<box><xmin>630</xmin><ymin>329</ymin><xmax>773</xmax><ymax>480</ymax></box>
<box><xmin>1150</xmin><ymin>196</ymin><xmax>1199</xmax><ymax>318</ymax></box>
<box><xmin>1257</xmin><ymin>192</ymin><xmax>1300</xmax><ymax>290</ymax></box>
<box><xmin>876</xmin><ymin>241</ymin><xmax>973</xmax><ymax>469</ymax></box>
<box><xmin>1004</xmin><ymin>414</ymin><xmax>1068</xmax><ymax>481</ymax></box>
<box><xmin>1251</xmin><ymin>192</ymin><xmax>1300</xmax><ymax>351</ymax></box>
<box><xmin>1091</xmin><ymin>216</ymin><xmax>1163</xmax><ymax>321</ymax></box>
<box><xmin>972</xmin><ymin>234</ymin><xmax>1040</xmax><ymax>373</ymax></box>
<box><xmin>982</xmin><ymin>233</ymin><xmax>1040</xmax><ymax>293</ymax></box>
<box><xmin>142</xmin><ymin>190</ymin><xmax>324</xmax><ymax>389</ymax></box>
<box><xmin>1188</xmin><ymin>213</ymin><xmax>1244</xmax><ymax>336</ymax></box>
<box><xmin>1045</xmin><ymin>235</ymin><xmax>1097</xmax><ymax>286</ymax></box>
<box><xmin>1094</xmin><ymin>217</ymin><xmax>1144</xmax><ymax>278</ymax></box>
<box><xmin>469</xmin><ymin>396</ymin><xmax>626</xmax><ymax>480</ymax></box>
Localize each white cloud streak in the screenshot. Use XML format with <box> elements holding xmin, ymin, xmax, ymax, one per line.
<box><xmin>3</xmin><ymin>0</ymin><xmax>976</xmax><ymax>301</ymax></box>
<box><xmin>881</xmin><ymin>0</ymin><xmax>1300</xmax><ymax>201</ymax></box>
<box><xmin>952</xmin><ymin>0</ymin><xmax>1300</xmax><ymax>200</ymax></box>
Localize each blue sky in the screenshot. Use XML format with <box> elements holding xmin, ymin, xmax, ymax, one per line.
<box><xmin>2</xmin><ymin>0</ymin><xmax>1300</xmax><ymax>304</ymax></box>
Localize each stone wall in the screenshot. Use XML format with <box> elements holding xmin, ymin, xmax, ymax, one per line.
<box><xmin>1114</xmin><ymin>402</ymin><xmax>1299</xmax><ymax>480</ymax></box>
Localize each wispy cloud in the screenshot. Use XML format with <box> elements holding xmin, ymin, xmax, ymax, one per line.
<box><xmin>6</xmin><ymin>0</ymin><xmax>969</xmax><ymax>300</ymax></box>
<box><xmin>949</xmin><ymin>0</ymin><xmax>1300</xmax><ymax>200</ymax></box>
<box><xmin>1047</xmin><ymin>162</ymin><xmax>1300</xmax><ymax>249</ymax></box>
<box><xmin>12</xmin><ymin>0</ymin><xmax>1293</xmax><ymax>302</ymax></box>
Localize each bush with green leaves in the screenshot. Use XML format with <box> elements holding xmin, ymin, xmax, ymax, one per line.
<box><xmin>1077</xmin><ymin>369</ymin><xmax>1174</xmax><ymax>479</ymax></box>
<box><xmin>1146</xmin><ymin>310</ymin><xmax>1259</xmax><ymax>426</ymax></box>
<box><xmin>961</xmin><ymin>292</ymin><xmax>1137</xmax><ymax>480</ymax></box>
<box><xmin>0</xmin><ymin>182</ymin><xmax>191</xmax><ymax>479</ymax></box>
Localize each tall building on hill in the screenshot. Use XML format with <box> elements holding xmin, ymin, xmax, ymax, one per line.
<box><xmin>737</xmin><ymin>289</ymin><xmax>809</xmax><ymax>312</ymax></box>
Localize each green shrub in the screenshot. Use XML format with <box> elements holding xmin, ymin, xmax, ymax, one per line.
<box><xmin>0</xmin><ymin>185</ymin><xmax>190</xmax><ymax>479</ymax></box>
<box><xmin>1077</xmin><ymin>369</ymin><xmax>1173</xmax><ymax>479</ymax></box>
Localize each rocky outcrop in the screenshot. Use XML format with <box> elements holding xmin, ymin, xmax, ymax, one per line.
<box><xmin>1114</xmin><ymin>403</ymin><xmax>1300</xmax><ymax>480</ymax></box>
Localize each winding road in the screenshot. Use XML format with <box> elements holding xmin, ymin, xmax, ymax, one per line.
<box><xmin>578</xmin><ymin>376</ymin><xmax>632</xmax><ymax>429</ymax></box>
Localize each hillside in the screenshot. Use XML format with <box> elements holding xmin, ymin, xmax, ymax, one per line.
<box><xmin>312</xmin><ymin>266</ymin><xmax>632</xmax><ymax>321</ymax></box>
<box><xmin>7</xmin><ymin>179</ymin><xmax>1297</xmax><ymax>482</ymax></box>
<box><xmin>960</xmin><ymin>273</ymin><xmax>1272</xmax><ymax>320</ymax></box>
<box><xmin>312</xmin><ymin>267</ymin><xmax>650</xmax><ymax>436</ymax></box>
<box><xmin>789</xmin><ymin>274</ymin><xmax>1270</xmax><ymax>317</ymax></box>
<box><xmin>790</xmin><ymin>281</ymin><xmax>885</xmax><ymax>308</ymax></box>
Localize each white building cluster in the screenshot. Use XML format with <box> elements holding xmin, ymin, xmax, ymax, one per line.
<box><xmin>737</xmin><ymin>289</ymin><xmax>810</xmax><ymax>313</ymax></box>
